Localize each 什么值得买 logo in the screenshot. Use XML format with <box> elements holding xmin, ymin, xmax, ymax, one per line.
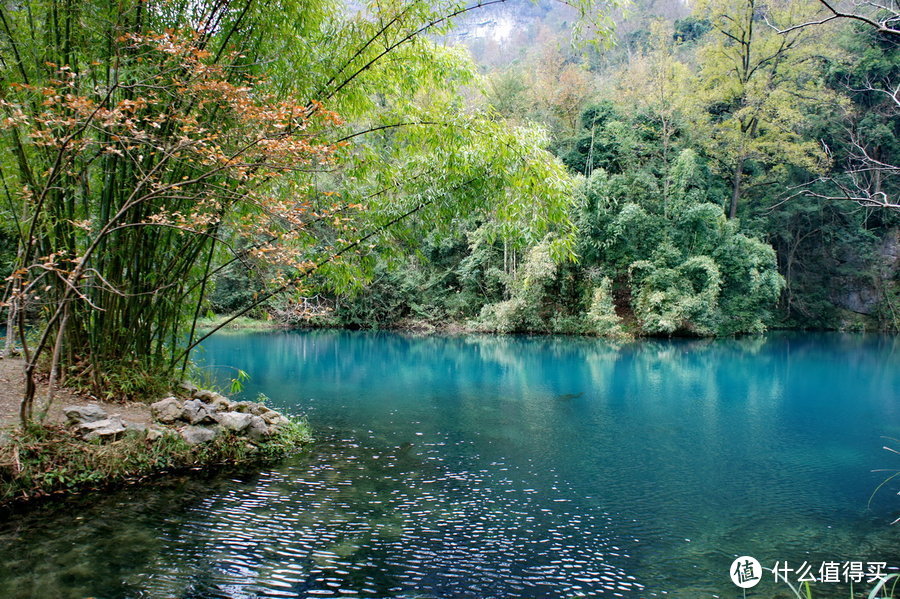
<box><xmin>730</xmin><ymin>556</ymin><xmax>762</xmax><ymax>589</ymax></box>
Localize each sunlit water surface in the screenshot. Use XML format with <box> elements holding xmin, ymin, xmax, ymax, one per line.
<box><xmin>1</xmin><ymin>332</ymin><xmax>898</xmax><ymax>599</ymax></box>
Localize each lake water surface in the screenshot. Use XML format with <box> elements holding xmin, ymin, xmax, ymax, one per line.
<box><xmin>1</xmin><ymin>331</ymin><xmax>898</xmax><ymax>598</ymax></box>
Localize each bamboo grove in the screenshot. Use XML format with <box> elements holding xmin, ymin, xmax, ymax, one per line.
<box><xmin>0</xmin><ymin>4</ymin><xmax>353</xmax><ymax>422</ymax></box>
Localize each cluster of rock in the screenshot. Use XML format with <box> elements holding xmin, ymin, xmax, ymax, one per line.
<box><xmin>64</xmin><ymin>405</ymin><xmax>150</xmax><ymax>442</ymax></box>
<box><xmin>150</xmin><ymin>386</ymin><xmax>290</xmax><ymax>445</ymax></box>
<box><xmin>64</xmin><ymin>385</ymin><xmax>291</xmax><ymax>446</ymax></box>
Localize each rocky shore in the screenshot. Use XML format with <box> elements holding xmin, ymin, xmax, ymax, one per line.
<box><xmin>0</xmin><ymin>384</ymin><xmax>311</xmax><ymax>508</ymax></box>
<box><xmin>64</xmin><ymin>385</ymin><xmax>293</xmax><ymax>447</ymax></box>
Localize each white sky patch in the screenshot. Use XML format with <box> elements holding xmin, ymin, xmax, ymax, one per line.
<box><xmin>471</xmin><ymin>15</ymin><xmax>516</xmax><ymax>44</ymax></box>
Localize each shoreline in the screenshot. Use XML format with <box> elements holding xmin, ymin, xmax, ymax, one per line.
<box><xmin>204</xmin><ymin>314</ymin><xmax>898</xmax><ymax>338</ymax></box>
<box><xmin>0</xmin><ymin>430</ymin><xmax>310</xmax><ymax>515</ymax></box>
<box><xmin>0</xmin><ymin>361</ymin><xmax>311</xmax><ymax>510</ymax></box>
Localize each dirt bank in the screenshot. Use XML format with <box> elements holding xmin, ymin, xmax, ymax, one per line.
<box><xmin>0</xmin><ymin>358</ymin><xmax>151</xmax><ymax>431</ymax></box>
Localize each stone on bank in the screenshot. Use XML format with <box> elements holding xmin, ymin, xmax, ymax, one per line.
<box><xmin>62</xmin><ymin>387</ymin><xmax>294</xmax><ymax>448</ymax></box>
<box><xmin>147</xmin><ymin>388</ymin><xmax>290</xmax><ymax>446</ymax></box>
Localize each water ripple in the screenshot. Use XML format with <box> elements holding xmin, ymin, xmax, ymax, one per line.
<box><xmin>120</xmin><ymin>432</ymin><xmax>643</xmax><ymax>599</ymax></box>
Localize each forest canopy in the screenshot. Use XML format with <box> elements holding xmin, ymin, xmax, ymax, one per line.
<box><xmin>312</xmin><ymin>0</ymin><xmax>899</xmax><ymax>336</ymax></box>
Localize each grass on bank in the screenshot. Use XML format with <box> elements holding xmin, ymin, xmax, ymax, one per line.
<box><xmin>0</xmin><ymin>418</ymin><xmax>312</xmax><ymax>507</ymax></box>
<box><xmin>194</xmin><ymin>315</ymin><xmax>285</xmax><ymax>331</ymax></box>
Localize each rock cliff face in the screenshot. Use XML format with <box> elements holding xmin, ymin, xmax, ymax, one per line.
<box><xmin>64</xmin><ymin>387</ymin><xmax>292</xmax><ymax>446</ymax></box>
<box><xmin>830</xmin><ymin>228</ymin><xmax>899</xmax><ymax>318</ymax></box>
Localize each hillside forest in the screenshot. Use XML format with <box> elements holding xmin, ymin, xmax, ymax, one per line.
<box><xmin>206</xmin><ymin>0</ymin><xmax>900</xmax><ymax>337</ymax></box>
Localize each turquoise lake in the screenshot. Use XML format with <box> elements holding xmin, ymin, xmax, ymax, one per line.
<box><xmin>0</xmin><ymin>331</ymin><xmax>898</xmax><ymax>598</ymax></box>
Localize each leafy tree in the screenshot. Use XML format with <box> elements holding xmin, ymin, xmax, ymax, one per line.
<box><xmin>692</xmin><ymin>0</ymin><xmax>838</xmax><ymax>218</ymax></box>
<box><xmin>793</xmin><ymin>22</ymin><xmax>900</xmax><ymax>209</ymax></box>
<box><xmin>475</xmin><ymin>236</ymin><xmax>576</xmax><ymax>333</ymax></box>
<box><xmin>673</xmin><ymin>17</ymin><xmax>712</xmax><ymax>43</ymax></box>
<box><xmin>579</xmin><ymin>155</ymin><xmax>784</xmax><ymax>335</ymax></box>
<box><xmin>614</xmin><ymin>20</ymin><xmax>693</xmax><ymax>204</ymax></box>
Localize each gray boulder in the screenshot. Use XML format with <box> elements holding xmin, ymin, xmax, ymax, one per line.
<box><xmin>231</xmin><ymin>401</ymin><xmax>254</xmax><ymax>414</ymax></box>
<box><xmin>246</xmin><ymin>415</ymin><xmax>270</xmax><ymax>441</ymax></box>
<box><xmin>193</xmin><ymin>388</ymin><xmax>221</xmax><ymax>402</ymax></box>
<box><xmin>182</xmin><ymin>399</ymin><xmax>217</xmax><ymax>425</ymax></box>
<box><xmin>180</xmin><ymin>425</ymin><xmax>219</xmax><ymax>445</ymax></box>
<box><xmin>209</xmin><ymin>396</ymin><xmax>233</xmax><ymax>412</ymax></box>
<box><xmin>233</xmin><ymin>402</ymin><xmax>271</xmax><ymax>416</ymax></box>
<box><xmin>214</xmin><ymin>411</ymin><xmax>254</xmax><ymax>433</ymax></box>
<box><xmin>193</xmin><ymin>389</ymin><xmax>233</xmax><ymax>412</ymax></box>
<box><xmin>261</xmin><ymin>411</ymin><xmax>289</xmax><ymax>429</ymax></box>
<box><xmin>150</xmin><ymin>397</ymin><xmax>184</xmax><ymax>423</ymax></box>
<box><xmin>78</xmin><ymin>416</ymin><xmax>127</xmax><ymax>442</ymax></box>
<box><xmin>146</xmin><ymin>428</ymin><xmax>166</xmax><ymax>442</ymax></box>
<box><xmin>179</xmin><ymin>381</ymin><xmax>199</xmax><ymax>395</ymax></box>
<box><xmin>64</xmin><ymin>404</ymin><xmax>108</xmax><ymax>426</ymax></box>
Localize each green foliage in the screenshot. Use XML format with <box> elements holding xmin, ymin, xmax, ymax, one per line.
<box><xmin>330</xmin><ymin>261</ymin><xmax>425</xmax><ymax>328</ymax></box>
<box><xmin>0</xmin><ymin>0</ymin><xmax>588</xmax><ymax>410</ymax></box>
<box><xmin>631</xmin><ymin>252</ymin><xmax>723</xmax><ymax>335</ymax></box>
<box><xmin>209</xmin><ymin>259</ymin><xmax>269</xmax><ymax>317</ymax></box>
<box><xmin>556</xmin><ymin>101</ymin><xmax>633</xmax><ymax>176</ymax></box>
<box><xmin>65</xmin><ymin>361</ymin><xmax>173</xmax><ymax>403</ymax></box>
<box><xmin>181</xmin><ymin>0</ymin><xmax>895</xmax><ymax>340</ymax></box>
<box><xmin>329</xmin><ymin>219</ymin><xmax>514</xmax><ymax>329</ymax></box>
<box><xmin>321</xmin><ymin>100</ymin><xmax>787</xmax><ymax>338</ymax></box>
<box><xmin>566</xmin><ymin>126</ymin><xmax>784</xmax><ymax>336</ymax></box>
<box><xmin>586</xmin><ymin>277</ymin><xmax>625</xmax><ymax>336</ymax></box>
<box><xmin>692</xmin><ymin>0</ymin><xmax>839</xmax><ymax>218</ymax></box>
<box><xmin>229</xmin><ymin>369</ymin><xmax>250</xmax><ymax>394</ymax></box>
<box><xmin>257</xmin><ymin>417</ymin><xmax>314</xmax><ymax>459</ymax></box>
<box><xmin>672</xmin><ymin>17</ymin><xmax>710</xmax><ymax>43</ymax></box>
<box><xmin>475</xmin><ymin>238</ymin><xmax>574</xmax><ymax>333</ymax></box>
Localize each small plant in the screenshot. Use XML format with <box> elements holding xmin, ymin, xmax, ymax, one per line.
<box><xmin>230</xmin><ymin>369</ymin><xmax>251</xmax><ymax>394</ymax></box>
<box><xmin>773</xmin><ymin>572</ymin><xmax>899</xmax><ymax>599</ymax></box>
<box><xmin>187</xmin><ymin>365</ymin><xmax>251</xmax><ymax>396</ymax></box>
<box><xmin>869</xmin><ymin>437</ymin><xmax>900</xmax><ymax>525</ymax></box>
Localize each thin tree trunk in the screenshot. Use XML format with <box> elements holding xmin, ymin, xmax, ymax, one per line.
<box><xmin>20</xmin><ymin>362</ymin><xmax>36</xmax><ymax>426</ymax></box>
<box><xmin>3</xmin><ymin>295</ymin><xmax>16</xmax><ymax>358</ymax></box>
<box><xmin>181</xmin><ymin>234</ymin><xmax>217</xmax><ymax>374</ymax></box>
<box><xmin>729</xmin><ymin>156</ymin><xmax>745</xmax><ymax>219</ymax></box>
<box><xmin>43</xmin><ymin>305</ymin><xmax>70</xmax><ymax>421</ymax></box>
